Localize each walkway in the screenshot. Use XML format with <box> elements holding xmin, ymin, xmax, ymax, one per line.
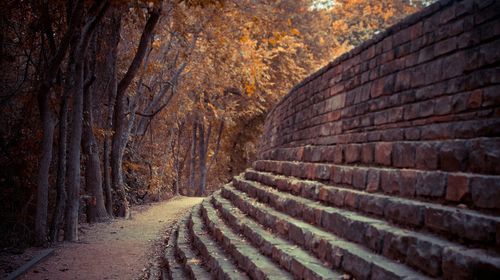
<box><xmin>20</xmin><ymin>196</ymin><xmax>203</xmax><ymax>280</ymax></box>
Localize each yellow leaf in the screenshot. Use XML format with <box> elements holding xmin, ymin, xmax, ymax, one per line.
<box><xmin>291</xmin><ymin>28</ymin><xmax>300</xmax><ymax>36</ymax></box>
<box><xmin>245</xmin><ymin>83</ymin><xmax>256</xmax><ymax>96</ymax></box>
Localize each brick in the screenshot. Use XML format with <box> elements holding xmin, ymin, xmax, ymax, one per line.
<box><xmin>393</xmin><ymin>29</ymin><xmax>411</xmax><ymax>46</ymax></box>
<box><xmin>344</xmin><ymin>192</ymin><xmax>359</xmax><ymax>209</ymax></box>
<box><xmin>467</xmin><ymin>89</ymin><xmax>482</xmax><ymax>108</ymax></box>
<box><xmin>451</xmin><ymin>92</ymin><xmax>469</xmax><ymax>113</ymax></box>
<box><xmin>380</xmin><ymin>170</ymin><xmax>400</xmax><ymax>194</ymax></box>
<box><xmin>439</xmin><ymin>5</ymin><xmax>455</xmax><ymax>24</ymax></box>
<box><xmin>366</xmin><ymin>169</ymin><xmax>380</xmax><ymax>192</ymax></box>
<box><xmin>433</xmin><ymin>95</ymin><xmax>453</xmax><ymax>115</ymax></box>
<box><xmin>416</xmin><ymin>143</ymin><xmax>439</xmax><ymax>170</ymax></box>
<box><xmin>342</xmin><ymin>168</ymin><xmax>353</xmax><ymax>185</ymax></box>
<box><xmin>359</xmin><ymin>196</ymin><xmax>388</xmax><ymax>217</ymax></box>
<box><xmin>375</xmin><ymin>142</ymin><xmax>393</xmax><ymax>166</ymax></box>
<box><xmin>469</xmin><ymin>138</ymin><xmax>500</xmax><ymax>174</ymax></box>
<box><xmin>371</xmin><ymin>77</ymin><xmax>385</xmax><ymax>98</ymax></box>
<box><xmin>345</xmin><ymin>145</ymin><xmax>360</xmax><ymax>163</ymax></box>
<box><xmin>373</xmin><ymin>111</ymin><xmax>388</xmax><ymax>125</ymax></box>
<box><xmin>439</xmin><ymin>141</ymin><xmax>468</xmax><ymax>171</ymax></box>
<box><xmin>446</xmin><ymin>174</ymin><xmax>470</xmax><ymax>202</ymax></box>
<box><xmin>395</xmin><ymin>42</ymin><xmax>411</xmax><ymax>58</ymax></box>
<box><xmin>392</xmin><ymin>143</ymin><xmax>416</xmax><ymax>168</ymax></box>
<box><xmin>404</xmin><ymin>104</ymin><xmax>420</xmax><ymax>120</ymax></box>
<box><xmin>361</xmin><ymin>144</ymin><xmax>374</xmax><ymax>164</ymax></box>
<box><xmin>382</xmin><ymin>232</ymin><xmax>411</xmax><ymax>262</ymax></box>
<box><xmin>399</xmin><ymin>170</ymin><xmax>417</xmax><ymax>198</ymax></box>
<box><xmin>441</xmin><ymin>51</ymin><xmax>466</xmax><ymax>80</ymax></box>
<box><xmin>364</xmin><ymin>225</ymin><xmax>385</xmax><ymax>253</ymax></box>
<box><xmin>409</xmin><ymin>22</ymin><xmax>423</xmax><ymax>39</ymax></box>
<box><xmin>342</xmin><ymin>252</ymin><xmax>372</xmax><ymax>280</ymax></box>
<box><xmin>404</xmin><ymin>127</ymin><xmax>420</xmax><ymax>140</ymax></box>
<box><xmin>418</xmin><ymin>45</ymin><xmax>435</xmax><ymax>63</ymax></box>
<box><xmin>325</xmin><ymin>93</ymin><xmax>346</xmax><ymax>110</ymax></box>
<box><xmin>381</xmin><ymin>50</ymin><xmax>395</xmax><ymax>64</ymax></box>
<box><xmin>470</xmin><ymin>175</ymin><xmax>500</xmax><ymax>209</ymax></box>
<box><xmin>416</xmin><ymin>171</ymin><xmax>447</xmax><ymax>198</ymax></box>
<box><xmin>387</xmin><ymin>107</ymin><xmax>404</xmax><ymax>123</ymax></box>
<box><xmin>425</xmin><ymin>61</ymin><xmax>444</xmax><ymax>86</ymax></box>
<box><xmin>406</xmin><ymin>239</ymin><xmax>443</xmax><ymax>277</ymax></box>
<box><xmin>419</xmin><ymin>99</ymin><xmax>435</xmax><ymax>117</ymax></box>
<box><xmin>385</xmin><ymin>200</ymin><xmax>424</xmax><ymax>227</ymax></box>
<box><xmin>455</xmin><ymin>0</ymin><xmax>473</xmax><ymax>16</ymax></box>
<box><xmin>352</xmin><ymin>168</ymin><xmax>367</xmax><ymax>190</ymax></box>
<box><xmin>332</xmin><ymin>166</ymin><xmax>343</xmax><ymax>184</ymax></box>
<box><xmin>482</xmin><ymin>85</ymin><xmax>500</xmax><ymax>107</ymax></box>
<box><xmin>442</xmin><ymin>247</ymin><xmax>500</xmax><ymax>280</ymax></box>
<box><xmin>395</xmin><ymin>70</ymin><xmax>411</xmax><ymax>92</ymax></box>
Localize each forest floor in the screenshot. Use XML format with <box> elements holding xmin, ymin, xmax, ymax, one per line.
<box><xmin>9</xmin><ymin>196</ymin><xmax>203</xmax><ymax>280</ymax></box>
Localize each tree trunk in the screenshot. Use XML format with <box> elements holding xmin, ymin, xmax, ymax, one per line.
<box><xmin>82</xmin><ymin>56</ymin><xmax>109</xmax><ymax>223</ymax></box>
<box><xmin>49</xmin><ymin>90</ymin><xmax>68</xmax><ymax>243</ymax></box>
<box><xmin>188</xmin><ymin>121</ymin><xmax>197</xmax><ymax>195</ymax></box>
<box><xmin>111</xmin><ymin>4</ymin><xmax>161</xmax><ymax>218</ymax></box>
<box><xmin>35</xmin><ymin>0</ymin><xmax>85</xmax><ymax>246</ymax></box>
<box><xmin>100</xmin><ymin>7</ymin><xmax>122</xmax><ymax>217</ymax></box>
<box><xmin>207</xmin><ymin>121</ymin><xmax>224</xmax><ymax>173</ymax></box>
<box><xmin>197</xmin><ymin>120</ymin><xmax>211</xmax><ymax>196</ymax></box>
<box><xmin>173</xmin><ymin>121</ymin><xmax>184</xmax><ymax>196</ymax></box>
<box><xmin>64</xmin><ymin>47</ymin><xmax>84</xmax><ymax>242</ymax></box>
<box><xmin>84</xmin><ymin>5</ymin><xmax>122</xmax><ymax>219</ymax></box>
<box><xmin>35</xmin><ymin>90</ymin><xmax>56</xmax><ymax>246</ymax></box>
<box><xmin>64</xmin><ymin>1</ymin><xmax>109</xmax><ymax>241</ymax></box>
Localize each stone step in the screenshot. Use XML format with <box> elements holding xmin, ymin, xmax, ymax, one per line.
<box><xmin>232</xmin><ymin>175</ymin><xmax>500</xmax><ymax>278</ymax></box>
<box><xmin>258</xmin><ymin>138</ymin><xmax>500</xmax><ymax>176</ymax></box>
<box><xmin>163</xmin><ymin>226</ymin><xmax>189</xmax><ymax>280</ymax></box>
<box><xmin>245</xmin><ymin>169</ymin><xmax>500</xmax><ymax>248</ymax></box>
<box><xmin>210</xmin><ymin>191</ymin><xmax>344</xmax><ymax>280</ymax></box>
<box><xmin>252</xmin><ymin>159</ymin><xmax>500</xmax><ymax>212</ymax></box>
<box><xmin>175</xmin><ymin>214</ymin><xmax>212</xmax><ymax>279</ymax></box>
<box><xmin>221</xmin><ymin>183</ymin><xmax>432</xmax><ymax>280</ymax></box>
<box><xmin>188</xmin><ymin>204</ymin><xmax>250</xmax><ymax>280</ymax></box>
<box><xmin>199</xmin><ymin>198</ymin><xmax>294</xmax><ymax>280</ymax></box>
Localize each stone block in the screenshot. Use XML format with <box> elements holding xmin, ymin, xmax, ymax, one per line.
<box><xmin>393</xmin><ymin>142</ymin><xmax>416</xmax><ymax>168</ymax></box>
<box><xmin>380</xmin><ymin>169</ymin><xmax>400</xmax><ymax>194</ymax></box>
<box><xmin>375</xmin><ymin>142</ymin><xmax>393</xmax><ymax>166</ymax></box>
<box><xmin>352</xmin><ymin>168</ymin><xmax>367</xmax><ymax>190</ymax></box>
<box><xmin>442</xmin><ymin>247</ymin><xmax>500</xmax><ymax>280</ymax></box>
<box><xmin>361</xmin><ymin>143</ymin><xmax>374</xmax><ymax>164</ymax></box>
<box><xmin>469</xmin><ymin>138</ymin><xmax>500</xmax><ymax>174</ymax></box>
<box><xmin>446</xmin><ymin>173</ymin><xmax>469</xmax><ymax>202</ymax></box>
<box><xmin>399</xmin><ymin>169</ymin><xmax>418</xmax><ymax>198</ymax></box>
<box><xmin>366</xmin><ymin>169</ymin><xmax>381</xmax><ymax>192</ymax></box>
<box><xmin>439</xmin><ymin>141</ymin><xmax>468</xmax><ymax>172</ymax></box>
<box><xmin>359</xmin><ymin>195</ymin><xmax>388</xmax><ymax>216</ymax></box>
<box><xmin>406</xmin><ymin>238</ymin><xmax>443</xmax><ymax>277</ymax></box>
<box><xmin>382</xmin><ymin>231</ymin><xmax>411</xmax><ymax>262</ymax></box>
<box><xmin>416</xmin><ymin>171</ymin><xmax>447</xmax><ymax>198</ymax></box>
<box><xmin>345</xmin><ymin>145</ymin><xmax>360</xmax><ymax>163</ymax></box>
<box><xmin>385</xmin><ymin>200</ymin><xmax>424</xmax><ymax>226</ymax></box>
<box><xmin>342</xmin><ymin>251</ymin><xmax>372</xmax><ymax>280</ymax></box>
<box><xmin>470</xmin><ymin>175</ymin><xmax>500</xmax><ymax>209</ymax></box>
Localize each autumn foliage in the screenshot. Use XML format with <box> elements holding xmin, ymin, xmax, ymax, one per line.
<box><xmin>0</xmin><ymin>0</ymin><xmax>428</xmax><ymax>247</ymax></box>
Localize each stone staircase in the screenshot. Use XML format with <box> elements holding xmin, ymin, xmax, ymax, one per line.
<box><xmin>161</xmin><ymin>0</ymin><xmax>500</xmax><ymax>278</ymax></box>
<box><xmin>161</xmin><ymin>165</ymin><xmax>500</xmax><ymax>279</ymax></box>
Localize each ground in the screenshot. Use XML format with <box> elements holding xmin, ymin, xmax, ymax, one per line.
<box><xmin>11</xmin><ymin>196</ymin><xmax>203</xmax><ymax>280</ymax></box>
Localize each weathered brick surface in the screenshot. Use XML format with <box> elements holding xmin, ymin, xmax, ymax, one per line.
<box><xmin>166</xmin><ymin>1</ymin><xmax>500</xmax><ymax>279</ymax></box>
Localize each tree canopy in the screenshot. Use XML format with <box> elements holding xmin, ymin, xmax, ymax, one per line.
<box><xmin>0</xmin><ymin>0</ymin><xmax>431</xmax><ymax>247</ymax></box>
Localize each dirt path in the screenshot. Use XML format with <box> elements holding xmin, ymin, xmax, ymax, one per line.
<box><xmin>19</xmin><ymin>196</ymin><xmax>203</xmax><ymax>280</ymax></box>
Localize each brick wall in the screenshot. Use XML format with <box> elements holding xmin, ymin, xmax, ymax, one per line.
<box><xmin>257</xmin><ymin>0</ymin><xmax>500</xmax><ymax>212</ymax></box>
